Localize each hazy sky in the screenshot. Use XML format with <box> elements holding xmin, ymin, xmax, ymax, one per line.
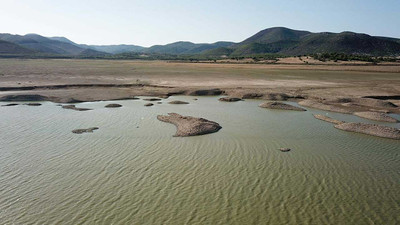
<box><xmin>1</xmin><ymin>0</ymin><xmax>399</xmax><ymax>46</ymax></box>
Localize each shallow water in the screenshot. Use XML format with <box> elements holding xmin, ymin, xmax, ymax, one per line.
<box><xmin>0</xmin><ymin>96</ymin><xmax>399</xmax><ymax>225</ymax></box>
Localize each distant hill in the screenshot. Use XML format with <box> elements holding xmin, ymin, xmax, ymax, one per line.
<box><xmin>1</xmin><ymin>28</ymin><xmax>400</xmax><ymax>57</ymax></box>
<box><xmin>281</xmin><ymin>31</ymin><xmax>400</xmax><ymax>55</ymax></box>
<box><xmin>0</xmin><ymin>33</ymin><xmax>87</xmax><ymax>55</ymax></box>
<box><xmin>144</xmin><ymin>41</ymin><xmax>234</xmax><ymax>55</ymax></box>
<box><xmin>0</xmin><ymin>40</ymin><xmax>36</xmax><ymax>54</ymax></box>
<box><xmin>86</xmin><ymin>44</ymin><xmax>145</xmax><ymax>54</ymax></box>
<box><xmin>221</xmin><ymin>27</ymin><xmax>400</xmax><ymax>56</ymax></box>
<box><xmin>49</xmin><ymin>36</ymin><xmax>145</xmax><ymax>54</ymax></box>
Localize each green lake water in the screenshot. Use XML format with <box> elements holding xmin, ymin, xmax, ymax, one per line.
<box><xmin>0</xmin><ymin>96</ymin><xmax>399</xmax><ymax>224</ymax></box>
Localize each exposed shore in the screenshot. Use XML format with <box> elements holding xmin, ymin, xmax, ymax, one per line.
<box><xmin>0</xmin><ymin>59</ymin><xmax>399</xmax><ymax>115</ymax></box>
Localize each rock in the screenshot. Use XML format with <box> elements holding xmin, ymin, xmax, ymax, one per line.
<box><xmin>143</xmin><ymin>98</ymin><xmax>161</xmax><ymax>101</ymax></box>
<box><xmin>334</xmin><ymin>122</ymin><xmax>400</xmax><ymax>140</ymax></box>
<box><xmin>299</xmin><ymin>100</ymin><xmax>353</xmax><ymax>114</ymax></box>
<box><xmin>219</xmin><ymin>97</ymin><xmax>242</xmax><ymax>102</ymax></box>
<box><xmin>168</xmin><ymin>100</ymin><xmax>189</xmax><ymax>104</ymax></box>
<box><xmin>157</xmin><ymin>113</ymin><xmax>222</xmax><ymax>137</ymax></box>
<box><xmin>259</xmin><ymin>101</ymin><xmax>306</xmax><ymax>111</ymax></box>
<box><xmin>72</xmin><ymin>127</ymin><xmax>99</xmax><ymax>134</ymax></box>
<box><xmin>105</xmin><ymin>103</ymin><xmax>122</xmax><ymax>108</ymax></box>
<box><xmin>1</xmin><ymin>103</ymin><xmax>19</xmax><ymax>107</ymax></box>
<box><xmin>188</xmin><ymin>89</ymin><xmax>224</xmax><ymax>96</ymax></box>
<box><xmin>279</xmin><ymin>148</ymin><xmax>291</xmax><ymax>152</ymax></box>
<box><xmin>353</xmin><ymin>111</ymin><xmax>398</xmax><ymax>123</ymax></box>
<box><xmin>193</xmin><ymin>98</ymin><xmax>198</xmax><ymax>101</ymax></box>
<box><xmin>62</xmin><ymin>105</ymin><xmax>92</xmax><ymax>111</ymax></box>
<box><xmin>313</xmin><ymin>114</ymin><xmax>344</xmax><ymax>125</ymax></box>
<box><xmin>144</xmin><ymin>103</ymin><xmax>154</xmax><ymax>107</ymax></box>
<box><xmin>25</xmin><ymin>103</ymin><xmax>42</xmax><ymax>106</ymax></box>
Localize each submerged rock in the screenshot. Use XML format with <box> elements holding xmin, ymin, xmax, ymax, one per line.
<box><xmin>105</xmin><ymin>103</ymin><xmax>122</xmax><ymax>108</ymax></box>
<box><xmin>143</xmin><ymin>98</ymin><xmax>161</xmax><ymax>101</ymax></box>
<box><xmin>219</xmin><ymin>97</ymin><xmax>242</xmax><ymax>102</ymax></box>
<box><xmin>168</xmin><ymin>100</ymin><xmax>189</xmax><ymax>104</ymax></box>
<box><xmin>25</xmin><ymin>103</ymin><xmax>42</xmax><ymax>106</ymax></box>
<box><xmin>313</xmin><ymin>114</ymin><xmax>344</xmax><ymax>125</ymax></box>
<box><xmin>334</xmin><ymin>122</ymin><xmax>400</xmax><ymax>140</ymax></box>
<box><xmin>144</xmin><ymin>103</ymin><xmax>154</xmax><ymax>107</ymax></box>
<box><xmin>259</xmin><ymin>101</ymin><xmax>306</xmax><ymax>111</ymax></box>
<box><xmin>1</xmin><ymin>103</ymin><xmax>19</xmax><ymax>107</ymax></box>
<box><xmin>353</xmin><ymin>111</ymin><xmax>398</xmax><ymax>123</ymax></box>
<box><xmin>157</xmin><ymin>113</ymin><xmax>222</xmax><ymax>137</ymax></box>
<box><xmin>72</xmin><ymin>127</ymin><xmax>99</xmax><ymax>134</ymax></box>
<box><xmin>62</xmin><ymin>105</ymin><xmax>92</xmax><ymax>111</ymax></box>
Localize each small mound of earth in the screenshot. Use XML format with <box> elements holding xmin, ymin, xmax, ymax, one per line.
<box><xmin>168</xmin><ymin>100</ymin><xmax>189</xmax><ymax>104</ymax></box>
<box><xmin>265</xmin><ymin>93</ymin><xmax>290</xmax><ymax>101</ymax></box>
<box><xmin>157</xmin><ymin>113</ymin><xmax>222</xmax><ymax>137</ymax></box>
<box><xmin>299</xmin><ymin>100</ymin><xmax>353</xmax><ymax>114</ymax></box>
<box><xmin>25</xmin><ymin>103</ymin><xmax>42</xmax><ymax>106</ymax></box>
<box><xmin>330</xmin><ymin>98</ymin><xmax>398</xmax><ymax>109</ymax></box>
<box><xmin>334</xmin><ymin>123</ymin><xmax>400</xmax><ymax>140</ymax></box>
<box><xmin>143</xmin><ymin>98</ymin><xmax>161</xmax><ymax>101</ymax></box>
<box><xmin>188</xmin><ymin>89</ymin><xmax>223</xmax><ymax>96</ymax></box>
<box><xmin>259</xmin><ymin>101</ymin><xmax>306</xmax><ymax>111</ymax></box>
<box><xmin>144</xmin><ymin>103</ymin><xmax>154</xmax><ymax>107</ymax></box>
<box><xmin>353</xmin><ymin>112</ymin><xmax>398</xmax><ymax>123</ymax></box>
<box><xmin>105</xmin><ymin>103</ymin><xmax>122</xmax><ymax>108</ymax></box>
<box><xmin>313</xmin><ymin>114</ymin><xmax>344</xmax><ymax>125</ymax></box>
<box><xmin>62</xmin><ymin>105</ymin><xmax>92</xmax><ymax>111</ymax></box>
<box><xmin>242</xmin><ymin>93</ymin><xmax>263</xmax><ymax>99</ymax></box>
<box><xmin>1</xmin><ymin>103</ymin><xmax>19</xmax><ymax>107</ymax></box>
<box><xmin>72</xmin><ymin>127</ymin><xmax>99</xmax><ymax>134</ymax></box>
<box><xmin>219</xmin><ymin>97</ymin><xmax>242</xmax><ymax>102</ymax></box>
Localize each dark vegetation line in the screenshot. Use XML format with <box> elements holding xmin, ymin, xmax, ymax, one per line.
<box><xmin>0</xmin><ymin>83</ymin><xmax>173</xmax><ymax>92</ymax></box>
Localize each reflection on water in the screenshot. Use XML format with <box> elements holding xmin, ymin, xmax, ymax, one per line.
<box><xmin>0</xmin><ymin>96</ymin><xmax>399</xmax><ymax>224</ymax></box>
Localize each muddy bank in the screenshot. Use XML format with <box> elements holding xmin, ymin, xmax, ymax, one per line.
<box><xmin>299</xmin><ymin>100</ymin><xmax>354</xmax><ymax>114</ymax></box>
<box><xmin>259</xmin><ymin>101</ymin><xmax>306</xmax><ymax>111</ymax></box>
<box><xmin>335</xmin><ymin>123</ymin><xmax>400</xmax><ymax>140</ymax></box>
<box><xmin>157</xmin><ymin>113</ymin><xmax>222</xmax><ymax>137</ymax></box>
<box><xmin>313</xmin><ymin>114</ymin><xmax>400</xmax><ymax>139</ymax></box>
<box><xmin>353</xmin><ymin>112</ymin><xmax>398</xmax><ymax>123</ymax></box>
<box><xmin>313</xmin><ymin>114</ymin><xmax>344</xmax><ymax>125</ymax></box>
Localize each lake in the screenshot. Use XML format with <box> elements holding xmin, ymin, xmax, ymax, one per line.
<box><xmin>1</xmin><ymin>96</ymin><xmax>399</xmax><ymax>224</ymax></box>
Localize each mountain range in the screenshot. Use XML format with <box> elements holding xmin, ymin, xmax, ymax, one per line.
<box><xmin>1</xmin><ymin>27</ymin><xmax>400</xmax><ymax>57</ymax></box>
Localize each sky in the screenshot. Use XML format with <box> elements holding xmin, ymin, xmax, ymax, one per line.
<box><xmin>0</xmin><ymin>0</ymin><xmax>399</xmax><ymax>47</ymax></box>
